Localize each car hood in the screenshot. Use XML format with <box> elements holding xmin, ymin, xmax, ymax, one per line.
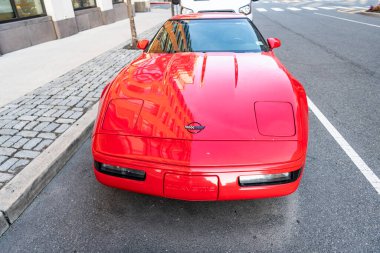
<box><xmin>107</xmin><ymin>52</ymin><xmax>300</xmax><ymax>141</ymax></box>
<box><xmin>181</xmin><ymin>0</ymin><xmax>251</xmax><ymax>13</ymax></box>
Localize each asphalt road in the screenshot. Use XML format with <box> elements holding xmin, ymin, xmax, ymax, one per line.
<box><xmin>1</xmin><ymin>0</ymin><xmax>379</xmax><ymax>252</ymax></box>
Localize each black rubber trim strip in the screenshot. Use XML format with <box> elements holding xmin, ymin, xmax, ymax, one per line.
<box><xmin>239</xmin><ymin>168</ymin><xmax>302</xmax><ymax>187</ymax></box>
<box><xmin>94</xmin><ymin>161</ymin><xmax>146</xmax><ymax>181</ymax></box>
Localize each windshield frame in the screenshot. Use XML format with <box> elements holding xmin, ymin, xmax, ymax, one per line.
<box><xmin>145</xmin><ymin>18</ymin><xmax>270</xmax><ymax>54</ymax></box>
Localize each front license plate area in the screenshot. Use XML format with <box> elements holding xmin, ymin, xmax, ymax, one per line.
<box><xmin>164</xmin><ymin>174</ymin><xmax>219</xmax><ymax>201</ymax></box>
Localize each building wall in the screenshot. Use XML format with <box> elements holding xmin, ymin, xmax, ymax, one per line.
<box><xmin>44</xmin><ymin>0</ymin><xmax>76</xmax><ymax>21</ymax></box>
<box><xmin>114</xmin><ymin>3</ymin><xmax>130</xmax><ymax>22</ymax></box>
<box><xmin>43</xmin><ymin>0</ymin><xmax>78</xmax><ymax>39</ymax></box>
<box><xmin>0</xmin><ymin>16</ymin><xmax>57</xmax><ymax>54</ymax></box>
<box><xmin>75</xmin><ymin>7</ymin><xmax>103</xmax><ymax>32</ymax></box>
<box><xmin>97</xmin><ymin>0</ymin><xmax>116</xmax><ymax>25</ymax></box>
<box><xmin>134</xmin><ymin>0</ymin><xmax>151</xmax><ymax>13</ymax></box>
<box><xmin>0</xmin><ymin>0</ymin><xmax>146</xmax><ymax>55</ymax></box>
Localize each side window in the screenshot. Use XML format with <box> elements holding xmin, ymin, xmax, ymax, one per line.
<box><xmin>148</xmin><ymin>21</ymin><xmax>181</xmax><ymax>53</ymax></box>
<box><xmin>160</xmin><ymin>29</ymin><xmax>169</xmax><ymax>51</ymax></box>
<box><xmin>166</xmin><ymin>39</ymin><xmax>173</xmax><ymax>53</ymax></box>
<box><xmin>148</xmin><ymin>26</ymin><xmax>169</xmax><ymax>53</ymax></box>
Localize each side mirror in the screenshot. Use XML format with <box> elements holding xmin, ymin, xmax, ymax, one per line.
<box><xmin>267</xmin><ymin>38</ymin><xmax>281</xmax><ymax>49</ymax></box>
<box><xmin>172</xmin><ymin>0</ymin><xmax>180</xmax><ymax>5</ymax></box>
<box><xmin>137</xmin><ymin>39</ymin><xmax>149</xmax><ymax>50</ymax></box>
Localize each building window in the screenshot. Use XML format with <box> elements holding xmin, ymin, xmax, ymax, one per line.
<box><xmin>113</xmin><ymin>0</ymin><xmax>124</xmax><ymax>3</ymax></box>
<box><xmin>72</xmin><ymin>0</ymin><xmax>96</xmax><ymax>10</ymax></box>
<box><xmin>0</xmin><ymin>0</ymin><xmax>46</xmax><ymax>22</ymax></box>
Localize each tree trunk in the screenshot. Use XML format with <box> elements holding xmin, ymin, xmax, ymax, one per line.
<box><xmin>126</xmin><ymin>0</ymin><xmax>138</xmax><ymax>48</ymax></box>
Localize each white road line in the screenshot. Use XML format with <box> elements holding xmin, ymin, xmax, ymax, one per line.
<box><xmin>318</xmin><ymin>6</ymin><xmax>337</xmax><ymax>10</ymax></box>
<box><xmin>256</xmin><ymin>8</ymin><xmax>268</xmax><ymax>12</ymax></box>
<box><xmin>302</xmin><ymin>7</ymin><xmax>318</xmax><ymax>10</ymax></box>
<box><xmin>271</xmin><ymin>8</ymin><xmax>284</xmax><ymax>11</ymax></box>
<box><xmin>287</xmin><ymin>7</ymin><xmax>301</xmax><ymax>11</ymax></box>
<box><xmin>307</xmin><ymin>97</ymin><xmax>380</xmax><ymax>195</ymax></box>
<box><xmin>315</xmin><ymin>13</ymin><xmax>380</xmax><ymax>28</ymax></box>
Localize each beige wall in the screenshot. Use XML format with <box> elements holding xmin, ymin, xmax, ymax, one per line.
<box><xmin>0</xmin><ymin>0</ymin><xmax>144</xmax><ymax>54</ymax></box>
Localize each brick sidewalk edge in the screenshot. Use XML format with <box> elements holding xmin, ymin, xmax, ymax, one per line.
<box><xmin>0</xmin><ymin>103</ymin><xmax>98</xmax><ymax>236</ymax></box>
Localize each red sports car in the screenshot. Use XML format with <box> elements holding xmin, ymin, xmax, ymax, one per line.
<box><xmin>92</xmin><ymin>13</ymin><xmax>308</xmax><ymax>201</ymax></box>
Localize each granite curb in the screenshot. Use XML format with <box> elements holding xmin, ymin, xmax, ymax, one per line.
<box><xmin>0</xmin><ymin>48</ymin><xmax>142</xmax><ymax>189</ymax></box>
<box><xmin>0</xmin><ymin>23</ymin><xmax>162</xmax><ymax>237</ymax></box>
<box><xmin>0</xmin><ymin>103</ymin><xmax>98</xmax><ymax>236</ymax></box>
<box><xmin>0</xmin><ymin>211</ymin><xmax>9</xmax><ymax>235</ymax></box>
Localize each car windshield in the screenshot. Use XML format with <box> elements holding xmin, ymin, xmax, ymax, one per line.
<box><xmin>147</xmin><ymin>18</ymin><xmax>269</xmax><ymax>53</ymax></box>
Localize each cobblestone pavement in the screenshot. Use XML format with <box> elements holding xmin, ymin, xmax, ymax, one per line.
<box><xmin>0</xmin><ymin>26</ymin><xmax>160</xmax><ymax>190</ymax></box>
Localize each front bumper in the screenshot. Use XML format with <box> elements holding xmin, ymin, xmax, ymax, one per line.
<box><xmin>93</xmin><ymin>150</ymin><xmax>304</xmax><ymax>201</ymax></box>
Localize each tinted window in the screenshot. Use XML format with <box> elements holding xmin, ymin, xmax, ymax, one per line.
<box><xmin>72</xmin><ymin>0</ymin><xmax>96</xmax><ymax>10</ymax></box>
<box><xmin>14</xmin><ymin>0</ymin><xmax>44</xmax><ymax>18</ymax></box>
<box><xmin>0</xmin><ymin>0</ymin><xmax>46</xmax><ymax>21</ymax></box>
<box><xmin>147</xmin><ymin>18</ymin><xmax>268</xmax><ymax>53</ymax></box>
<box><xmin>0</xmin><ymin>0</ymin><xmax>15</xmax><ymax>21</ymax></box>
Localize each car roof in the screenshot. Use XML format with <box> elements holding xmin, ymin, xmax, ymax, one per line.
<box><xmin>171</xmin><ymin>12</ymin><xmax>247</xmax><ymax>20</ymax></box>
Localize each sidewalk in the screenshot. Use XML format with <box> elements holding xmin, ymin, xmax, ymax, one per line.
<box><xmin>0</xmin><ymin>7</ymin><xmax>170</xmax><ymax>236</ymax></box>
<box><xmin>0</xmin><ymin>8</ymin><xmax>170</xmax><ymax>108</ymax></box>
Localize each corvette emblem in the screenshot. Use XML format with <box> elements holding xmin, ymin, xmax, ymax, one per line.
<box><xmin>184</xmin><ymin>122</ymin><xmax>205</xmax><ymax>134</ymax></box>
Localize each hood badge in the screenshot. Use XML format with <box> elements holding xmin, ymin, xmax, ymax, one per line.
<box><xmin>185</xmin><ymin>122</ymin><xmax>205</xmax><ymax>134</ymax></box>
